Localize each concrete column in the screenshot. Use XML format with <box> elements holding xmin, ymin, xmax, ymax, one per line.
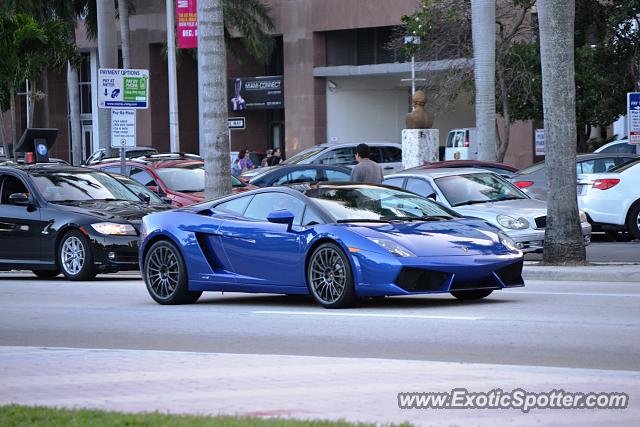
<box><xmin>401</xmin><ymin>129</ymin><xmax>439</xmax><ymax>169</ymax></box>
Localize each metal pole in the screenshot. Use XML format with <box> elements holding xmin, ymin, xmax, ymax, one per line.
<box><xmin>121</xmin><ymin>147</ymin><xmax>126</xmax><ymax>176</ymax></box>
<box><xmin>411</xmin><ymin>55</ymin><xmax>416</xmax><ymax>111</ymax></box>
<box><xmin>166</xmin><ymin>0</ymin><xmax>180</xmax><ymax>152</ymax></box>
<box><xmin>26</xmin><ymin>79</ymin><xmax>31</xmax><ymax>128</ymax></box>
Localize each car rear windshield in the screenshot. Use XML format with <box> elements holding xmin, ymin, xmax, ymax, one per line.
<box><xmin>32</xmin><ymin>171</ymin><xmax>140</xmax><ymax>202</ymax></box>
<box><xmin>304</xmin><ymin>186</ymin><xmax>456</xmax><ymax>222</ymax></box>
<box><xmin>156</xmin><ymin>165</ymin><xmax>205</xmax><ymax>192</ymax></box>
<box><xmin>435</xmin><ymin>173</ymin><xmax>528</xmax><ymax>207</ymax></box>
<box><xmin>609</xmin><ymin>157</ymin><xmax>640</xmax><ymax>173</ymax></box>
<box><xmin>517</xmin><ymin>161</ymin><xmax>545</xmax><ymax>175</ymax></box>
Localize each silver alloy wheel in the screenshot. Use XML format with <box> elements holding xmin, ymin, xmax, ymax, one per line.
<box><xmin>61</xmin><ymin>236</ymin><xmax>85</xmax><ymax>276</ymax></box>
<box><xmin>146</xmin><ymin>245</ymin><xmax>180</xmax><ymax>298</ymax></box>
<box><xmin>309</xmin><ymin>247</ymin><xmax>347</xmax><ymax>304</ymax></box>
<box><xmin>636</xmin><ymin>210</ymin><xmax>640</xmax><ymax>230</ymax></box>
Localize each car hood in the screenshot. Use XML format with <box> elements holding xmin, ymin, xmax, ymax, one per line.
<box><xmin>452</xmin><ymin>198</ymin><xmax>547</xmax><ymax>221</ymax></box>
<box><xmin>52</xmin><ymin>200</ymin><xmax>170</xmax><ymax>222</ymax></box>
<box><xmin>343</xmin><ymin>218</ymin><xmax>508</xmax><ymax>257</ymax></box>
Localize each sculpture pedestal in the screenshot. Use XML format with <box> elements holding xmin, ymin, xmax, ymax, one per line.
<box><xmin>401</xmin><ymin>129</ymin><xmax>439</xmax><ymax>169</ymax></box>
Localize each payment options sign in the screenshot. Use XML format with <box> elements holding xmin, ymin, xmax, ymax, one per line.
<box><xmin>99</xmin><ymin>69</ymin><xmax>149</xmax><ymax>109</ymax></box>
<box><xmin>628</xmin><ymin>92</ymin><xmax>640</xmax><ymax>145</ymax></box>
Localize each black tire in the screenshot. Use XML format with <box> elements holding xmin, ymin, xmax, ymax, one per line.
<box><xmin>306</xmin><ymin>242</ymin><xmax>356</xmax><ymax>308</ymax></box>
<box><xmin>627</xmin><ymin>202</ymin><xmax>640</xmax><ymax>239</ymax></box>
<box><xmin>450</xmin><ymin>289</ymin><xmax>493</xmax><ymax>301</ymax></box>
<box><xmin>58</xmin><ymin>230</ymin><xmax>96</xmax><ymax>281</ymax></box>
<box><xmin>143</xmin><ymin>240</ymin><xmax>201</xmax><ymax>305</ymax></box>
<box><xmin>32</xmin><ymin>269</ymin><xmax>60</xmax><ymax>279</ymax></box>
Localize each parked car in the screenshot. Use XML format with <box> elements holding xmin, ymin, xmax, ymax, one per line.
<box><xmin>91</xmin><ymin>154</ymin><xmax>256</xmax><ymax>207</ymax></box>
<box><xmin>248</xmin><ymin>164</ymin><xmax>352</xmax><ymax>187</ymax></box>
<box><xmin>384</xmin><ymin>168</ymin><xmax>591</xmax><ymax>252</ymax></box>
<box><xmin>83</xmin><ymin>146</ymin><xmax>159</xmax><ymax>165</ymax></box>
<box><xmin>511</xmin><ymin>153</ymin><xmax>637</xmax><ymax>200</ymax></box>
<box><xmin>242</xmin><ymin>142</ymin><xmax>403</xmax><ymax>180</ymax></box>
<box><xmin>0</xmin><ymin>164</ymin><xmax>170</xmax><ymax>280</ymax></box>
<box><xmin>108</xmin><ymin>173</ymin><xmax>172</xmax><ymax>206</ymax></box>
<box><xmin>139</xmin><ymin>183</ymin><xmax>524</xmax><ymax>308</ymax></box>
<box><xmin>594</xmin><ymin>139</ymin><xmax>638</xmax><ymax>155</ymax></box>
<box><xmin>577</xmin><ymin>157</ymin><xmax>640</xmax><ymax>238</ymax></box>
<box><xmin>410</xmin><ymin>160</ymin><xmax>518</xmax><ymax>178</ymax></box>
<box><xmin>444</xmin><ymin>128</ymin><xmax>477</xmax><ymax>160</ymax></box>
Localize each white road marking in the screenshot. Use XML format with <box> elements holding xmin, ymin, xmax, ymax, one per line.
<box><xmin>502</xmin><ymin>290</ymin><xmax>640</xmax><ymax>297</ymax></box>
<box><xmin>253</xmin><ymin>310</ymin><xmax>481</xmax><ymax>320</ymax></box>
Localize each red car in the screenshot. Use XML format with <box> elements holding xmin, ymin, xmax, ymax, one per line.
<box><xmin>91</xmin><ymin>154</ymin><xmax>256</xmax><ymax>207</ymax></box>
<box><xmin>415</xmin><ymin>160</ymin><xmax>519</xmax><ymax>178</ymax></box>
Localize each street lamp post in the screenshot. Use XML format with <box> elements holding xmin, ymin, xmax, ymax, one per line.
<box><xmin>402</xmin><ymin>35</ymin><xmax>424</xmax><ymax>111</ymax></box>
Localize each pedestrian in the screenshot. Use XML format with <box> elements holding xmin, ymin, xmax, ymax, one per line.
<box><xmin>261</xmin><ymin>149</ymin><xmax>273</xmax><ymax>168</ymax></box>
<box><xmin>231</xmin><ymin>149</ymin><xmax>253</xmax><ymax>177</ymax></box>
<box><xmin>267</xmin><ymin>147</ymin><xmax>282</xmax><ymax>166</ymax></box>
<box><xmin>350</xmin><ymin>143</ymin><xmax>383</xmax><ymax>184</ymax></box>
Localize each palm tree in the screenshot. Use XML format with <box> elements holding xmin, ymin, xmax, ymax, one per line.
<box><xmin>537</xmin><ymin>0</ymin><xmax>586</xmax><ymax>264</ymax></box>
<box><xmin>471</xmin><ymin>0</ymin><xmax>497</xmax><ymax>161</ymax></box>
<box><xmin>117</xmin><ymin>0</ymin><xmax>131</xmax><ymax>68</ymax></box>
<box><xmin>95</xmin><ymin>0</ymin><xmax>118</xmax><ymax>157</ymax></box>
<box><xmin>198</xmin><ymin>0</ymin><xmax>232</xmax><ymax>199</ymax></box>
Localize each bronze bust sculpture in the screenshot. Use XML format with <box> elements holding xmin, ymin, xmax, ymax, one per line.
<box><xmin>405</xmin><ymin>90</ymin><xmax>434</xmax><ymax>129</ymax></box>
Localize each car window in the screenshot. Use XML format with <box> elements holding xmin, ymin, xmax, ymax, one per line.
<box><xmin>0</xmin><ymin>175</ymin><xmax>29</xmax><ymax>204</ymax></box>
<box><xmin>578</xmin><ymin>158</ymin><xmax>617</xmax><ymax>174</ymax></box>
<box><xmin>275</xmin><ymin>169</ymin><xmax>318</xmax><ymax>186</ymax></box>
<box><xmin>318</xmin><ymin>147</ymin><xmax>355</xmax><ymax>165</ymax></box>
<box><xmin>406</xmin><ymin>178</ymin><xmax>435</xmax><ymax>198</ymax></box>
<box><xmin>518</xmin><ymin>161</ymin><xmax>545</xmax><ymax>175</ymax></box>
<box><xmin>600</xmin><ymin>143</ymin><xmax>635</xmax><ymax>154</ymax></box>
<box><xmin>215</xmin><ymin>195</ymin><xmax>253</xmax><ymax>215</ymax></box>
<box><xmin>381</xmin><ymin>146</ymin><xmax>402</xmax><ymax>163</ymax></box>
<box><xmin>244</xmin><ymin>193</ymin><xmax>305</xmax><ymax>225</ymax></box>
<box><xmin>368</xmin><ymin>147</ymin><xmax>383</xmax><ymax>163</ymax></box>
<box><xmin>302</xmin><ymin>207</ymin><xmax>324</xmax><ymax>226</ymax></box>
<box><xmin>383</xmin><ymin>177</ymin><xmax>405</xmax><ymax>188</ymax></box>
<box><xmin>130</xmin><ymin>167</ymin><xmax>157</xmax><ymax>187</ymax></box>
<box><xmin>101</xmin><ymin>165</ymin><xmax>124</xmax><ymax>175</ymax></box>
<box><xmin>31</xmin><ymin>171</ymin><xmax>140</xmax><ymax>202</ymax></box>
<box><xmin>435</xmin><ymin>173</ymin><xmax>527</xmax><ymax>207</ymax></box>
<box><xmin>609</xmin><ymin>158</ymin><xmax>640</xmax><ymax>173</ymax></box>
<box><xmin>320</xmin><ymin>169</ymin><xmax>351</xmax><ymax>182</ymax></box>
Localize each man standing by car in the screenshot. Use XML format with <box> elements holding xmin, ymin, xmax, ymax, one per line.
<box><xmin>350</xmin><ymin>143</ymin><xmax>384</xmax><ymax>184</ymax></box>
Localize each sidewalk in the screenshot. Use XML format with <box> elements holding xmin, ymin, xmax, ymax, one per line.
<box><xmin>1</xmin><ymin>346</ymin><xmax>638</xmax><ymax>426</ymax></box>
<box><xmin>523</xmin><ymin>263</ymin><xmax>640</xmax><ymax>282</ymax></box>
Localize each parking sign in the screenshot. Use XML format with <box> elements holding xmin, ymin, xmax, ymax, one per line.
<box><xmin>99</xmin><ymin>69</ymin><xmax>149</xmax><ymax>109</ymax></box>
<box><xmin>111</xmin><ymin>109</ymin><xmax>136</xmax><ymax>148</ymax></box>
<box><xmin>628</xmin><ymin>92</ymin><xmax>640</xmax><ymax>145</ymax></box>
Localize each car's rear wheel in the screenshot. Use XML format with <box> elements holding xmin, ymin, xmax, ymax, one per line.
<box><xmin>627</xmin><ymin>202</ymin><xmax>640</xmax><ymax>239</ymax></box>
<box><xmin>32</xmin><ymin>269</ymin><xmax>60</xmax><ymax>279</ymax></box>
<box><xmin>450</xmin><ymin>289</ymin><xmax>493</xmax><ymax>301</ymax></box>
<box><xmin>144</xmin><ymin>240</ymin><xmax>201</xmax><ymax>305</ymax></box>
<box><xmin>307</xmin><ymin>242</ymin><xmax>356</xmax><ymax>308</ymax></box>
<box><xmin>59</xmin><ymin>230</ymin><xmax>96</xmax><ymax>281</ymax></box>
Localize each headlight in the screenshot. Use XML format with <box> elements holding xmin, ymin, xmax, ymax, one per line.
<box><xmin>496</xmin><ymin>215</ymin><xmax>529</xmax><ymax>230</ymax></box>
<box><xmin>579</xmin><ymin>210</ymin><xmax>587</xmax><ymax>223</ymax></box>
<box><xmin>367</xmin><ymin>237</ymin><xmax>415</xmax><ymax>257</ymax></box>
<box><xmin>498</xmin><ymin>231</ymin><xmax>520</xmax><ymax>252</ymax></box>
<box><xmin>89</xmin><ymin>222</ymin><xmax>137</xmax><ymax>236</ymax></box>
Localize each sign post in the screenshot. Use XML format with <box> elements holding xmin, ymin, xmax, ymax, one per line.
<box><xmin>535</xmin><ymin>129</ymin><xmax>545</xmax><ymax>157</ymax></box>
<box><xmin>628</xmin><ymin>92</ymin><xmax>640</xmax><ymax>154</ymax></box>
<box><xmin>99</xmin><ymin>68</ymin><xmax>149</xmax><ymax>175</ymax></box>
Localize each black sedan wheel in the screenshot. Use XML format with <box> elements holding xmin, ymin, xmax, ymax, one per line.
<box><xmin>144</xmin><ymin>240</ymin><xmax>201</xmax><ymax>305</ymax></box>
<box><xmin>59</xmin><ymin>230</ymin><xmax>96</xmax><ymax>281</ymax></box>
<box><xmin>307</xmin><ymin>242</ymin><xmax>356</xmax><ymax>308</ymax></box>
<box><xmin>450</xmin><ymin>289</ymin><xmax>493</xmax><ymax>301</ymax></box>
<box><xmin>32</xmin><ymin>270</ymin><xmax>60</xmax><ymax>279</ymax></box>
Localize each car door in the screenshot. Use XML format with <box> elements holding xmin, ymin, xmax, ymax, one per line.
<box><xmin>217</xmin><ymin>192</ymin><xmax>306</xmax><ymax>287</ymax></box>
<box><xmin>0</xmin><ymin>173</ymin><xmax>45</xmax><ymax>263</ymax></box>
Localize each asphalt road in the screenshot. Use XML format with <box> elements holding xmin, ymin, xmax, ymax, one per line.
<box><xmin>524</xmin><ymin>239</ymin><xmax>640</xmax><ymax>263</ymax></box>
<box><xmin>1</xmin><ymin>272</ymin><xmax>638</xmax><ymax>372</ymax></box>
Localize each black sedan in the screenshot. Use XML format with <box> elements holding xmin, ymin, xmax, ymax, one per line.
<box><xmin>248</xmin><ymin>164</ymin><xmax>352</xmax><ymax>187</ymax></box>
<box><xmin>0</xmin><ymin>164</ymin><xmax>170</xmax><ymax>280</ymax></box>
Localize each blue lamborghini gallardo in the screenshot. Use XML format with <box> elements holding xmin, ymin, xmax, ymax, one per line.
<box><xmin>139</xmin><ymin>183</ymin><xmax>524</xmax><ymax>308</ymax></box>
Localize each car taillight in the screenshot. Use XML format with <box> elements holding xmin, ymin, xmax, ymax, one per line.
<box><xmin>514</xmin><ymin>181</ymin><xmax>534</xmax><ymax>189</ymax></box>
<box><xmin>592</xmin><ymin>178</ymin><xmax>620</xmax><ymax>190</ymax></box>
<box><xmin>464</xmin><ymin>134</ymin><xmax>469</xmax><ymax>147</ymax></box>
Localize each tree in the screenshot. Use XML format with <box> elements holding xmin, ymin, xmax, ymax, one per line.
<box><xmin>471</xmin><ymin>0</ymin><xmax>497</xmax><ymax>161</ymax></box>
<box><xmin>399</xmin><ymin>0</ymin><xmax>535</xmax><ymax>163</ymax></box>
<box><xmin>198</xmin><ymin>0</ymin><xmax>232</xmax><ymax>199</ymax></box>
<box><xmin>117</xmin><ymin>0</ymin><xmax>131</xmax><ymax>69</ymax></box>
<box><xmin>95</xmin><ymin>0</ymin><xmax>119</xmax><ymax>157</ymax></box>
<box><xmin>537</xmin><ymin>0</ymin><xmax>585</xmax><ymax>264</ymax></box>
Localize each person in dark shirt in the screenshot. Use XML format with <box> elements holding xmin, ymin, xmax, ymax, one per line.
<box><xmin>350</xmin><ymin>143</ymin><xmax>383</xmax><ymax>184</ymax></box>
<box><xmin>267</xmin><ymin>148</ymin><xmax>282</xmax><ymax>166</ymax></box>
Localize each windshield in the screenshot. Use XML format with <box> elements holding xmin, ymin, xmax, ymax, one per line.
<box><xmin>112</xmin><ymin>175</ymin><xmax>166</xmax><ymax>205</ymax></box>
<box><xmin>32</xmin><ymin>171</ymin><xmax>141</xmax><ymax>202</ymax></box>
<box><xmin>304</xmin><ymin>186</ymin><xmax>456</xmax><ymax>222</ymax></box>
<box><xmin>156</xmin><ymin>165</ymin><xmax>204</xmax><ymax>192</ymax></box>
<box><xmin>282</xmin><ymin>147</ymin><xmax>325</xmax><ymax>165</ymax></box>
<box><xmin>435</xmin><ymin>173</ymin><xmax>528</xmax><ymax>207</ymax></box>
<box><xmin>517</xmin><ymin>161</ymin><xmax>545</xmax><ymax>175</ymax></box>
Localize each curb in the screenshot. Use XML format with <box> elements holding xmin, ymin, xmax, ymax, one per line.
<box><xmin>523</xmin><ymin>264</ymin><xmax>640</xmax><ymax>282</ymax></box>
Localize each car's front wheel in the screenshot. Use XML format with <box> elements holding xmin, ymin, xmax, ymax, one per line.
<box><xmin>59</xmin><ymin>230</ymin><xmax>96</xmax><ymax>281</ymax></box>
<box><xmin>450</xmin><ymin>289</ymin><xmax>493</xmax><ymax>301</ymax></box>
<box><xmin>307</xmin><ymin>242</ymin><xmax>356</xmax><ymax>308</ymax></box>
<box><xmin>143</xmin><ymin>240</ymin><xmax>201</xmax><ymax>305</ymax></box>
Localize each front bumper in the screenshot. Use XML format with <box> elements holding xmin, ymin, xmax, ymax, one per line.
<box><xmin>502</xmin><ymin>223</ymin><xmax>592</xmax><ymax>253</ymax></box>
<box><xmin>85</xmin><ymin>231</ymin><xmax>140</xmax><ymax>273</ymax></box>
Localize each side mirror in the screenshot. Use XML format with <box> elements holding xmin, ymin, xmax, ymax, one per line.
<box><xmin>9</xmin><ymin>192</ymin><xmax>31</xmax><ymax>205</ymax></box>
<box><xmin>138</xmin><ymin>192</ymin><xmax>151</xmax><ymax>203</ymax></box>
<box><xmin>161</xmin><ymin>196</ymin><xmax>173</xmax><ymax>204</ymax></box>
<box><xmin>267</xmin><ymin>209</ymin><xmax>295</xmax><ymax>231</ymax></box>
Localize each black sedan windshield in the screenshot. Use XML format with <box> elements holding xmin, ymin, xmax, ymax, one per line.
<box><xmin>435</xmin><ymin>173</ymin><xmax>527</xmax><ymax>207</ymax></box>
<box><xmin>305</xmin><ymin>186</ymin><xmax>456</xmax><ymax>222</ymax></box>
<box><xmin>32</xmin><ymin>171</ymin><xmax>140</xmax><ymax>202</ymax></box>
